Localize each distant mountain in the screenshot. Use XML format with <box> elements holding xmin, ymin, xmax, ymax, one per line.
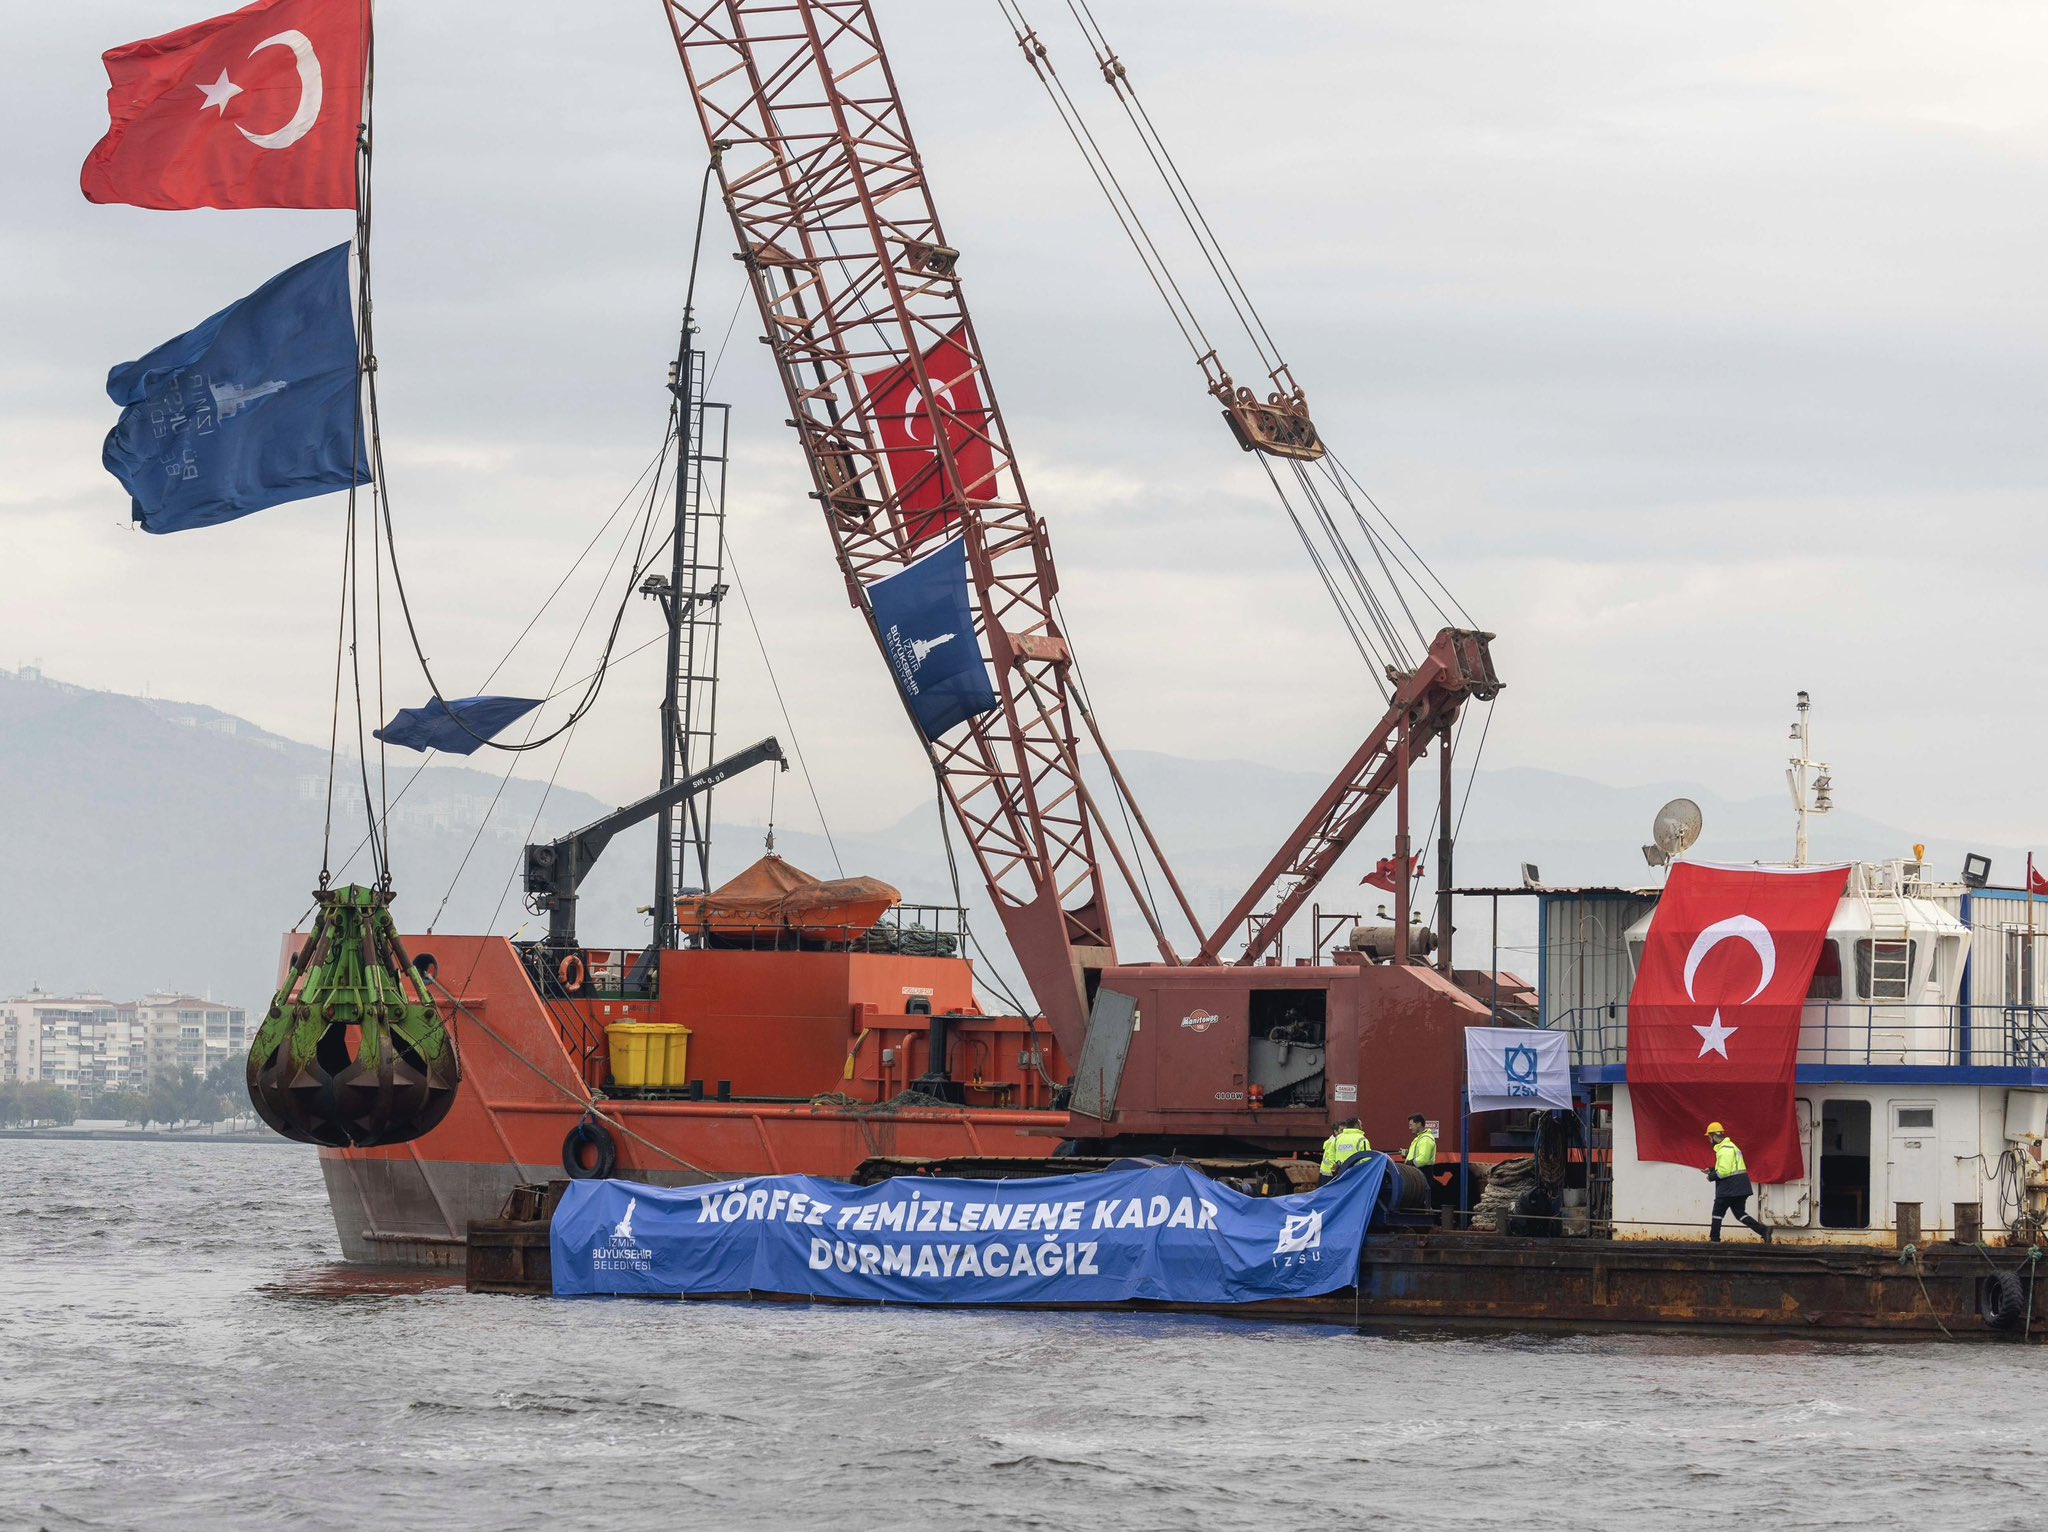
<box><xmin>0</xmin><ymin>666</ymin><xmax>2016</xmax><ymax>1013</ymax></box>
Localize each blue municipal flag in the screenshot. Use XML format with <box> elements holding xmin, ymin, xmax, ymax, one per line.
<box><xmin>866</xmin><ymin>536</ymin><xmax>997</xmax><ymax>739</ymax></box>
<box><xmin>375</xmin><ymin>696</ymin><xmax>543</xmax><ymax>756</ymax></box>
<box><xmin>103</xmin><ymin>242</ymin><xmax>368</xmax><ymax>534</ymax></box>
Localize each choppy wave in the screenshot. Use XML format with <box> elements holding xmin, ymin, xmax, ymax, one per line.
<box><xmin>0</xmin><ymin>1139</ymin><xmax>2040</xmax><ymax>1530</ymax></box>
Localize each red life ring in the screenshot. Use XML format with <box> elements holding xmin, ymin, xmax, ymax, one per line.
<box><xmin>558</xmin><ymin>953</ymin><xmax>586</xmax><ymax>993</ymax></box>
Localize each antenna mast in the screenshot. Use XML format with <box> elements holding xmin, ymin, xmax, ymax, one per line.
<box><xmin>649</xmin><ymin>162</ymin><xmax>731</xmax><ymax>949</ymax></box>
<box><xmin>1786</xmin><ymin>690</ymin><xmax>1832</xmax><ymax>866</ymax></box>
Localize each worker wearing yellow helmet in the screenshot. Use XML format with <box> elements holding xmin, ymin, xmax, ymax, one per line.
<box><xmin>1705</xmin><ymin>1122</ymin><xmax>1772</xmax><ymax>1243</ymax></box>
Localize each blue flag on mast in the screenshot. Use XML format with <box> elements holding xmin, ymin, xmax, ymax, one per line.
<box><xmin>866</xmin><ymin>536</ymin><xmax>997</xmax><ymax>740</ymax></box>
<box><xmin>375</xmin><ymin>696</ymin><xmax>543</xmax><ymax>756</ymax></box>
<box><xmin>103</xmin><ymin>243</ymin><xmax>369</xmax><ymax>533</ymax></box>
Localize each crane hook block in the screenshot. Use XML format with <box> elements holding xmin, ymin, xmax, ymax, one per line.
<box><xmin>1217</xmin><ymin>383</ymin><xmax>1325</xmax><ymax>461</ymax></box>
<box><xmin>246</xmin><ymin>884</ymin><xmax>461</xmax><ymax>1148</ymax></box>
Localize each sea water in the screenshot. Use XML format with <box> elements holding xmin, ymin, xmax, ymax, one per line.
<box><xmin>0</xmin><ymin>1139</ymin><xmax>2039</xmax><ymax>1530</ymax></box>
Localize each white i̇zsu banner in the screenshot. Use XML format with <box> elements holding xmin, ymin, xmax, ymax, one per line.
<box><xmin>1464</xmin><ymin>1026</ymin><xmax>1574</xmax><ymax>1112</ymax></box>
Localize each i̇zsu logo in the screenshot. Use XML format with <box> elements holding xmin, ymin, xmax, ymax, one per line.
<box><xmin>1272</xmin><ymin>1209</ymin><xmax>1324</xmax><ymax>1268</ymax></box>
<box><xmin>1503</xmin><ymin>1044</ymin><xmax>1539</xmax><ymax>1098</ymax></box>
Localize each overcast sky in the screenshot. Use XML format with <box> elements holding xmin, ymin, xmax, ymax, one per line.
<box><xmin>6</xmin><ymin>0</ymin><xmax>2047</xmax><ymax>884</ymax></box>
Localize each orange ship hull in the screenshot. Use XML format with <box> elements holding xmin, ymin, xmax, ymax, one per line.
<box><xmin>319</xmin><ymin>934</ymin><xmax>1070</xmax><ymax>1266</ymax></box>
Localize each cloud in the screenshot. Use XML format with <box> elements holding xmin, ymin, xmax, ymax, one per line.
<box><xmin>6</xmin><ymin>0</ymin><xmax>2046</xmax><ymax>880</ymax></box>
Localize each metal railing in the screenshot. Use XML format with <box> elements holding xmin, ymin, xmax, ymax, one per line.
<box><xmin>684</xmin><ymin>902</ymin><xmax>967</xmax><ymax>958</ymax></box>
<box><xmin>1557</xmin><ymin>1002</ymin><xmax>2048</xmax><ymax>1071</ymax></box>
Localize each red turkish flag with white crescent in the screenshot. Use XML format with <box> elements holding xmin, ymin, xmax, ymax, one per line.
<box><xmin>81</xmin><ymin>0</ymin><xmax>364</xmax><ymax>210</ymax></box>
<box><xmin>861</xmin><ymin>326</ymin><xmax>996</xmax><ymax>547</ymax></box>
<box><xmin>1624</xmin><ymin>861</ymin><xmax>1848</xmax><ymax>1184</ymax></box>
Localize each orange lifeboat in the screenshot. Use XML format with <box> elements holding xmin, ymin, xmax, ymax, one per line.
<box><xmin>676</xmin><ymin>854</ymin><xmax>900</xmax><ymax>945</ymax></box>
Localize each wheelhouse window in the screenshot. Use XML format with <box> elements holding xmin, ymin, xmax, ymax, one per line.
<box><xmin>1807</xmin><ymin>939</ymin><xmax>1843</xmax><ymax>1001</ymax></box>
<box><xmin>1854</xmin><ymin>939</ymin><xmax>1915</xmax><ymax>1001</ymax></box>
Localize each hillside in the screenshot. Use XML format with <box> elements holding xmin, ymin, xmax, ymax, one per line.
<box><xmin>0</xmin><ymin>665</ymin><xmax>2013</xmax><ymax>1011</ymax></box>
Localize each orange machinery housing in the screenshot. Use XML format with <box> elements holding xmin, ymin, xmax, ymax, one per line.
<box><xmin>564</xmin><ymin>943</ymin><xmax>1059</xmax><ymax>1110</ymax></box>
<box><xmin>1067</xmin><ymin>956</ymin><xmax>1533</xmax><ymax>1154</ymax></box>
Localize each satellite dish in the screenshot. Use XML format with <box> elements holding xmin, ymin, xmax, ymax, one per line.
<box><xmin>1643</xmin><ymin>798</ymin><xmax>1704</xmax><ymax>867</ymax></box>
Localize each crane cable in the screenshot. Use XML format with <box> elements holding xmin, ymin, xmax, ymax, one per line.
<box><xmin>322</xmin><ymin>3</ymin><xmax>387</xmax><ymax>893</ymax></box>
<box><xmin>1063</xmin><ymin>0</ymin><xmax>1290</xmax><ymax>383</ymax></box>
<box><xmin>992</xmin><ymin>1</ymin><xmax>1430</xmax><ymax>691</ymax></box>
<box><xmin>993</xmin><ymin>0</ymin><xmax>1213</xmax><ymax>366</ymax></box>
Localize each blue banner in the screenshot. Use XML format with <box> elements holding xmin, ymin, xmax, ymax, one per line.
<box><xmin>866</xmin><ymin>537</ymin><xmax>997</xmax><ymax>740</ymax></box>
<box><xmin>103</xmin><ymin>242</ymin><xmax>369</xmax><ymax>533</ymax></box>
<box><xmin>375</xmin><ymin>695</ymin><xmax>542</xmax><ymax>755</ymax></box>
<box><xmin>550</xmin><ymin>1158</ymin><xmax>1385</xmax><ymax>1305</ymax></box>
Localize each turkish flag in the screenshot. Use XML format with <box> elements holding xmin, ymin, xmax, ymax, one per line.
<box><xmin>1361</xmin><ymin>854</ymin><xmax>1422</xmax><ymax>893</ymax></box>
<box><xmin>1624</xmin><ymin>862</ymin><xmax>1848</xmax><ymax>1184</ymax></box>
<box><xmin>81</xmin><ymin>0</ymin><xmax>364</xmax><ymax>210</ymax></box>
<box><xmin>2029</xmin><ymin>857</ymin><xmax>2048</xmax><ymax>896</ymax></box>
<box><xmin>861</xmin><ymin>326</ymin><xmax>997</xmax><ymax>547</ymax></box>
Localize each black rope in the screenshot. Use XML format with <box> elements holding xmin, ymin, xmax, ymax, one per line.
<box><xmin>428</xmin><ymin>450</ymin><xmax>673</xmax><ymax>930</ymax></box>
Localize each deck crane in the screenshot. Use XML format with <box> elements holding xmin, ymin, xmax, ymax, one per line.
<box><xmin>662</xmin><ymin>0</ymin><xmax>1512</xmax><ymax>1155</ymax></box>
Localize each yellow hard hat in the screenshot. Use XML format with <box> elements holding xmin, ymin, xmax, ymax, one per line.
<box><xmin>1705</xmin><ymin>1122</ymin><xmax>1725</xmax><ymax>1135</ymax></box>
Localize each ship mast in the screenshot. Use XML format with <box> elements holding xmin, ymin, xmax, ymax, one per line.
<box><xmin>650</xmin><ymin>167</ymin><xmax>731</xmax><ymax>949</ymax></box>
<box><xmin>1786</xmin><ymin>689</ymin><xmax>1832</xmax><ymax>867</ymax></box>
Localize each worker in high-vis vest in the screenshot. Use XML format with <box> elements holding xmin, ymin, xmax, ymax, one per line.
<box><xmin>1403</xmin><ymin>1114</ymin><xmax>1438</xmax><ymax>1167</ymax></box>
<box><xmin>1320</xmin><ymin>1118</ymin><xmax>1371</xmax><ymax>1181</ymax></box>
<box><xmin>1705</xmin><ymin>1122</ymin><xmax>1772</xmax><ymax>1243</ymax></box>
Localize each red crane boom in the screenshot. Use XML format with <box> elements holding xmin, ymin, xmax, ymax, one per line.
<box><xmin>663</xmin><ymin>0</ymin><xmax>1122</xmax><ymax>1051</ymax></box>
<box><xmin>662</xmin><ymin>7</ymin><xmax>1509</xmax><ymax>1152</ymax></box>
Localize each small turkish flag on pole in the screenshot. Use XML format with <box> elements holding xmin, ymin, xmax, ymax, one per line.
<box><xmin>2028</xmin><ymin>854</ymin><xmax>2048</xmax><ymax>897</ymax></box>
<box><xmin>1360</xmin><ymin>854</ymin><xmax>1422</xmax><ymax>893</ymax></box>
<box><xmin>81</xmin><ymin>0</ymin><xmax>366</xmax><ymax>210</ymax></box>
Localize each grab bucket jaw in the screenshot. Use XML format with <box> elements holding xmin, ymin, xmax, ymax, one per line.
<box><xmin>246</xmin><ymin>884</ymin><xmax>460</xmax><ymax>1148</ymax></box>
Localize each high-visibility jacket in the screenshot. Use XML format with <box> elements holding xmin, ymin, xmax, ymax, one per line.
<box><xmin>1712</xmin><ymin>1138</ymin><xmax>1747</xmax><ymax>1179</ymax></box>
<box><xmin>1406</xmin><ymin>1129</ymin><xmax>1438</xmax><ymax>1167</ymax></box>
<box><xmin>1321</xmin><ymin>1126</ymin><xmax>1370</xmax><ymax>1175</ymax></box>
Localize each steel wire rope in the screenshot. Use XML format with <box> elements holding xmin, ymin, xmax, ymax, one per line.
<box><xmin>1326</xmin><ymin>449</ymin><xmax>1474</xmax><ymax>627</ymax></box>
<box><xmin>342</xmin><ymin>12</ymin><xmax>387</xmax><ymax>889</ymax></box>
<box><xmin>307</xmin><ymin>441</ymin><xmax>680</xmax><ymax>913</ymax></box>
<box><xmin>391</xmin><ymin>377</ymin><xmax>683</xmax><ymax>947</ymax></box>
<box><xmin>350</xmin><ymin>169</ymin><xmax>691</xmax><ymax>758</ymax></box>
<box><xmin>997</xmin><ymin>0</ymin><xmax>1428</xmax><ymax>693</ymax></box>
<box><xmin>1288</xmin><ymin>459</ymin><xmax>1411</xmax><ymax>670</ymax></box>
<box><xmin>1067</xmin><ymin>1</ymin><xmax>1460</xmax><ymax>652</ymax></box>
<box><xmin>1255</xmin><ymin>454</ymin><xmax>1388</xmax><ymax>692</ymax></box>
<box><xmin>1059</xmin><ymin>0</ymin><xmax>1285</xmax><ymax>379</ymax></box>
<box><xmin>722</xmin><ymin>537</ymin><xmax>844</xmax><ymax>877</ymax></box>
<box><xmin>318</xmin><ymin>476</ymin><xmax>354</xmax><ymax>884</ymax></box>
<box><xmin>1019</xmin><ymin>0</ymin><xmax>1479</xmax><ymax>659</ymax></box>
<box><xmin>1045</xmin><ymin>593</ymin><xmax>1192</xmax><ymax>948</ymax></box>
<box><xmin>431</xmin><ymin>429</ymin><xmax>677</xmax><ymax>931</ymax></box>
<box><xmin>1312</xmin><ymin>458</ymin><xmax>1437</xmax><ymax>648</ymax></box>
<box><xmin>993</xmin><ymin>0</ymin><xmax>1212</xmax><ymax>363</ymax></box>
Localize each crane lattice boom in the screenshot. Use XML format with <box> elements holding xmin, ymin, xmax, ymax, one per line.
<box><xmin>663</xmin><ymin>0</ymin><xmax>1118</xmax><ymax>1048</ymax></box>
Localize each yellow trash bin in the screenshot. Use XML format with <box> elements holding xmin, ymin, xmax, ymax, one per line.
<box><xmin>606</xmin><ymin>1022</ymin><xmax>656</xmax><ymax>1088</ymax></box>
<box><xmin>652</xmin><ymin>1024</ymin><xmax>691</xmax><ymax>1089</ymax></box>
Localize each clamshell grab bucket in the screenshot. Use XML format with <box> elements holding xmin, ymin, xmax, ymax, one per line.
<box><xmin>246</xmin><ymin>884</ymin><xmax>460</xmax><ymax>1147</ymax></box>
